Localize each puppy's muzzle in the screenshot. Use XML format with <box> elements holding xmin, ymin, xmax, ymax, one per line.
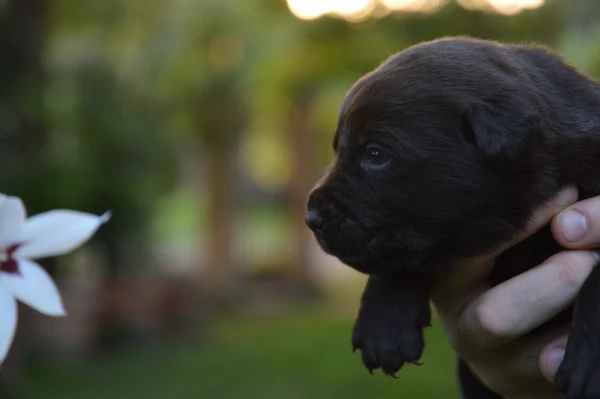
<box><xmin>305</xmin><ymin>185</ymin><xmax>362</xmax><ymax>253</ymax></box>
<box><xmin>305</xmin><ymin>186</ymin><xmax>335</xmax><ymax>235</ymax></box>
<box><xmin>305</xmin><ymin>209</ymin><xmax>324</xmax><ymax>231</ymax></box>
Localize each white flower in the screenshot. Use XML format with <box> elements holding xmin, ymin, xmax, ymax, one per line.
<box><xmin>0</xmin><ymin>194</ymin><xmax>110</xmax><ymax>362</ymax></box>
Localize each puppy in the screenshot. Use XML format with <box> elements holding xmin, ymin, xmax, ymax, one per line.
<box><xmin>305</xmin><ymin>37</ymin><xmax>600</xmax><ymax>398</ymax></box>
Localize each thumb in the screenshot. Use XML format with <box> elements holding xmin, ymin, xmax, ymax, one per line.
<box><xmin>539</xmin><ymin>335</ymin><xmax>568</xmax><ymax>383</ymax></box>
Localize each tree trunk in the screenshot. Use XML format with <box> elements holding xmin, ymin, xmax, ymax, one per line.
<box><xmin>286</xmin><ymin>92</ymin><xmax>316</xmax><ymax>285</ymax></box>
<box><xmin>202</xmin><ymin>141</ymin><xmax>235</xmax><ymax>299</ymax></box>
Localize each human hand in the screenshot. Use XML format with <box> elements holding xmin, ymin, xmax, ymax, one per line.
<box><xmin>537</xmin><ymin>195</ymin><xmax>600</xmax><ymax>384</ymax></box>
<box><xmin>432</xmin><ymin>187</ymin><xmax>599</xmax><ymax>398</ymax></box>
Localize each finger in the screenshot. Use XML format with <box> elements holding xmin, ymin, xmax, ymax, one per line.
<box><xmin>539</xmin><ymin>335</ymin><xmax>568</xmax><ymax>383</ymax></box>
<box><xmin>552</xmin><ymin>195</ymin><xmax>600</xmax><ymax>249</ymax></box>
<box><xmin>493</xmin><ymin>186</ymin><xmax>578</xmax><ymax>256</ymax></box>
<box><xmin>465</xmin><ymin>326</ymin><xmax>568</xmax><ymax>397</ymax></box>
<box><xmin>459</xmin><ymin>250</ymin><xmax>597</xmax><ymax>348</ymax></box>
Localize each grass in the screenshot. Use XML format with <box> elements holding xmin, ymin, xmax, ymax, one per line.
<box><xmin>16</xmin><ymin>307</ymin><xmax>460</xmax><ymax>399</ymax></box>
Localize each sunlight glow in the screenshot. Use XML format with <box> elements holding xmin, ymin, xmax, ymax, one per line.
<box><xmin>488</xmin><ymin>0</ymin><xmax>545</xmax><ymax>15</ymax></box>
<box><xmin>286</xmin><ymin>0</ymin><xmax>545</xmax><ymax>20</ymax></box>
<box><xmin>458</xmin><ymin>0</ymin><xmax>544</xmax><ymax>15</ymax></box>
<box><xmin>380</xmin><ymin>0</ymin><xmax>448</xmax><ymax>13</ymax></box>
<box><xmin>285</xmin><ymin>0</ymin><xmax>375</xmax><ymax>21</ymax></box>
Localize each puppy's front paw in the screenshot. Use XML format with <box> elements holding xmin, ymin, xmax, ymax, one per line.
<box><xmin>352</xmin><ymin>313</ymin><xmax>425</xmax><ymax>377</ymax></box>
<box><xmin>352</xmin><ymin>273</ymin><xmax>431</xmax><ymax>377</ymax></box>
<box><xmin>555</xmin><ymin>335</ymin><xmax>600</xmax><ymax>398</ymax></box>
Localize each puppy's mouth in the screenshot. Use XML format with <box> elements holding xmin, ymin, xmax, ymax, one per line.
<box><xmin>312</xmin><ymin>220</ymin><xmax>428</xmax><ymax>275</ymax></box>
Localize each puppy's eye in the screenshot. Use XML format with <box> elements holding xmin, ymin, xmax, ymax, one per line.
<box><xmin>363</xmin><ymin>145</ymin><xmax>390</xmax><ymax>169</ymax></box>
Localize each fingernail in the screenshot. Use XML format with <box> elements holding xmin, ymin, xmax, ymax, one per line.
<box><xmin>553</xmin><ymin>187</ymin><xmax>577</xmax><ymax>208</ymax></box>
<box><xmin>546</xmin><ymin>347</ymin><xmax>565</xmax><ymax>376</ymax></box>
<box><xmin>559</xmin><ymin>209</ymin><xmax>588</xmax><ymax>242</ymax></box>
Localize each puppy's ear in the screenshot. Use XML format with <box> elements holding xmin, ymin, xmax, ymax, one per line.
<box><xmin>462</xmin><ymin>96</ymin><xmax>540</xmax><ymax>164</ymax></box>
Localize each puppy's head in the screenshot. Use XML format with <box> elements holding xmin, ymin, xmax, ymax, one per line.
<box><xmin>306</xmin><ymin>37</ymin><xmax>551</xmax><ymax>276</ymax></box>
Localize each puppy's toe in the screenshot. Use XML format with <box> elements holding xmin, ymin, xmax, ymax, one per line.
<box><xmin>397</xmin><ymin>329</ymin><xmax>425</xmax><ymax>362</ymax></box>
<box><xmin>356</xmin><ymin>337</ymin><xmax>380</xmax><ymax>374</ymax></box>
<box><xmin>375</xmin><ymin>339</ymin><xmax>405</xmax><ymax>377</ymax></box>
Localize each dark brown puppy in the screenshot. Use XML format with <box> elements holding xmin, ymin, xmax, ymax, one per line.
<box><xmin>306</xmin><ymin>37</ymin><xmax>600</xmax><ymax>398</ymax></box>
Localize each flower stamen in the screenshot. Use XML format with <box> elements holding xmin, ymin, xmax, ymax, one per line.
<box><xmin>0</xmin><ymin>244</ymin><xmax>21</xmax><ymax>275</ymax></box>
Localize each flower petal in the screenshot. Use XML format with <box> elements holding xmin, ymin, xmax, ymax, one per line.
<box><xmin>0</xmin><ymin>286</ymin><xmax>17</xmax><ymax>362</ymax></box>
<box><xmin>14</xmin><ymin>210</ymin><xmax>110</xmax><ymax>259</ymax></box>
<box><xmin>0</xmin><ymin>259</ymin><xmax>66</xmax><ymax>316</ymax></box>
<box><xmin>0</xmin><ymin>196</ymin><xmax>26</xmax><ymax>249</ymax></box>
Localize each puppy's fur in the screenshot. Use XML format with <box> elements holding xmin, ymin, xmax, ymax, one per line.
<box><xmin>306</xmin><ymin>37</ymin><xmax>600</xmax><ymax>398</ymax></box>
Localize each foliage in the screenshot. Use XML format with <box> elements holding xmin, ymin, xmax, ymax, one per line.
<box><xmin>2</xmin><ymin>0</ymin><xmax>600</xmax><ymax>397</ymax></box>
<box><xmin>15</xmin><ymin>309</ymin><xmax>459</xmax><ymax>399</ymax></box>
<box><xmin>0</xmin><ymin>0</ymin><xmax>581</xmax><ymax>257</ymax></box>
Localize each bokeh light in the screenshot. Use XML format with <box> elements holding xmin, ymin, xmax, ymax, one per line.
<box><xmin>285</xmin><ymin>0</ymin><xmax>375</xmax><ymax>20</ymax></box>
<box><xmin>380</xmin><ymin>0</ymin><xmax>448</xmax><ymax>13</ymax></box>
<box><xmin>286</xmin><ymin>0</ymin><xmax>546</xmax><ymax>20</ymax></box>
<box><xmin>458</xmin><ymin>0</ymin><xmax>545</xmax><ymax>15</ymax></box>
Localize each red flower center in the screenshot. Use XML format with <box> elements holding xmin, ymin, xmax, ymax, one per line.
<box><xmin>0</xmin><ymin>244</ymin><xmax>21</xmax><ymax>275</ymax></box>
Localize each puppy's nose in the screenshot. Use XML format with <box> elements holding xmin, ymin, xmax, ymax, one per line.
<box><xmin>305</xmin><ymin>209</ymin><xmax>324</xmax><ymax>231</ymax></box>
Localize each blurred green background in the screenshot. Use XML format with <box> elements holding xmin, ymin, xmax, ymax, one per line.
<box><xmin>0</xmin><ymin>0</ymin><xmax>599</xmax><ymax>397</ymax></box>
